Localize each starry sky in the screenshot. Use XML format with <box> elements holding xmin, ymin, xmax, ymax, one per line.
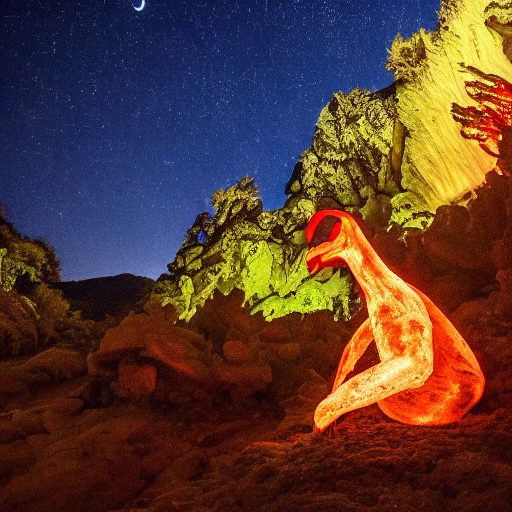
<box><xmin>1</xmin><ymin>0</ymin><xmax>440</xmax><ymax>281</ymax></box>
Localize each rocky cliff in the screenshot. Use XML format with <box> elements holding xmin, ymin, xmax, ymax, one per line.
<box><xmin>157</xmin><ymin>0</ymin><xmax>512</xmax><ymax>324</ymax></box>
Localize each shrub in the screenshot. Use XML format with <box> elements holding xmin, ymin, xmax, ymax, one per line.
<box><xmin>0</xmin><ymin>288</ymin><xmax>38</xmax><ymax>358</ymax></box>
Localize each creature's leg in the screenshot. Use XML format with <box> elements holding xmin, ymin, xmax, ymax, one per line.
<box><xmin>315</xmin><ymin>356</ymin><xmax>429</xmax><ymax>432</ymax></box>
<box><xmin>332</xmin><ymin>318</ymin><xmax>373</xmax><ymax>392</ymax></box>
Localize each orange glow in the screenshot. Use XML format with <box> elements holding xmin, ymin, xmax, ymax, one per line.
<box><xmin>306</xmin><ymin>210</ymin><xmax>485</xmax><ymax>431</ymax></box>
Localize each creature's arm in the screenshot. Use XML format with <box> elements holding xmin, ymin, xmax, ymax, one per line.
<box><xmin>315</xmin><ymin>354</ymin><xmax>429</xmax><ymax>432</ymax></box>
<box><xmin>332</xmin><ymin>318</ymin><xmax>373</xmax><ymax>392</ymax></box>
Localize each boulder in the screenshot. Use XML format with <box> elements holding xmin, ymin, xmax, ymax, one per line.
<box><xmin>277</xmin><ymin>343</ymin><xmax>301</xmax><ymax>362</ymax></box>
<box><xmin>88</xmin><ymin>310</ymin><xmax>211</xmax><ymax>384</ymax></box>
<box><xmin>21</xmin><ymin>348</ymin><xmax>87</xmax><ymax>382</ymax></box>
<box><xmin>222</xmin><ymin>340</ymin><xmax>253</xmax><ymax>365</ymax></box>
<box><xmin>113</xmin><ymin>358</ymin><xmax>157</xmax><ymax>400</ymax></box>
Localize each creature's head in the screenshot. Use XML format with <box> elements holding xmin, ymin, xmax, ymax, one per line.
<box><xmin>305</xmin><ymin>210</ymin><xmax>355</xmax><ymax>273</ymax></box>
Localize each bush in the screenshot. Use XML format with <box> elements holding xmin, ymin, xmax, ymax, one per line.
<box><xmin>30</xmin><ymin>283</ymin><xmax>70</xmax><ymax>349</ymax></box>
<box><xmin>28</xmin><ymin>283</ymin><xmax>113</xmax><ymax>355</ymax></box>
<box><xmin>0</xmin><ymin>288</ymin><xmax>38</xmax><ymax>358</ymax></box>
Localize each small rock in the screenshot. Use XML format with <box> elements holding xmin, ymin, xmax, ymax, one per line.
<box><xmin>114</xmin><ymin>358</ymin><xmax>157</xmax><ymax>400</ymax></box>
<box><xmin>223</xmin><ymin>340</ymin><xmax>253</xmax><ymax>365</ymax></box>
<box><xmin>144</xmin><ymin>333</ymin><xmax>203</xmax><ymax>361</ymax></box>
<box><xmin>277</xmin><ymin>342</ymin><xmax>301</xmax><ymax>362</ymax></box>
<box><xmin>96</xmin><ymin>311</ymin><xmax>149</xmax><ymax>355</ymax></box>
<box><xmin>143</xmin><ymin>344</ymin><xmax>212</xmax><ymax>383</ymax></box>
<box><xmin>11</xmin><ymin>409</ymin><xmax>47</xmax><ymax>436</ymax></box>
<box><xmin>21</xmin><ymin>348</ymin><xmax>87</xmax><ymax>381</ymax></box>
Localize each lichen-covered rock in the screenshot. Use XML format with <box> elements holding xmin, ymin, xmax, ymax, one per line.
<box><xmin>156</xmin><ymin>176</ymin><xmax>357</xmax><ymax>323</ymax></box>
<box><xmin>157</xmin><ymin>0</ymin><xmax>512</xmax><ymax>327</ymax></box>
<box><xmin>286</xmin><ymin>85</ymin><xmax>401</xmax><ymax>210</ymax></box>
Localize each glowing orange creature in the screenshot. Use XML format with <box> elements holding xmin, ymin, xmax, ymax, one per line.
<box><xmin>306</xmin><ymin>210</ymin><xmax>485</xmax><ymax>432</ymax></box>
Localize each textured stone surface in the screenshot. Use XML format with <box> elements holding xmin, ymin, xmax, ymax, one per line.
<box><xmin>113</xmin><ymin>359</ymin><xmax>157</xmax><ymax>400</ymax></box>
<box><xmin>0</xmin><ymin>374</ymin><xmax>509</xmax><ymax>512</ymax></box>
<box><xmin>21</xmin><ymin>348</ymin><xmax>87</xmax><ymax>382</ymax></box>
<box><xmin>222</xmin><ymin>340</ymin><xmax>254</xmax><ymax>365</ymax></box>
<box><xmin>387</xmin><ymin>0</ymin><xmax>512</xmax><ymax>219</ymax></box>
<box><xmin>156</xmin><ymin>176</ymin><xmax>357</xmax><ymax>323</ymax></box>
<box><xmin>287</xmin><ymin>85</ymin><xmax>400</xmax><ymax>209</ymax></box>
<box><xmin>156</xmin><ymin>0</ymin><xmax>512</xmax><ymax>325</ymax></box>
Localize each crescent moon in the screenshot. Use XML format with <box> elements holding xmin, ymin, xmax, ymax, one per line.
<box><xmin>133</xmin><ymin>0</ymin><xmax>145</xmax><ymax>11</ymax></box>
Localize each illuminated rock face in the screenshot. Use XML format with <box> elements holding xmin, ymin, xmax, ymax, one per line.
<box><xmin>158</xmin><ymin>176</ymin><xmax>357</xmax><ymax>322</ymax></box>
<box><xmin>387</xmin><ymin>0</ymin><xmax>512</xmax><ymax>218</ymax></box>
<box><xmin>160</xmin><ymin>0</ymin><xmax>512</xmax><ymax>324</ymax></box>
<box><xmin>306</xmin><ymin>210</ymin><xmax>485</xmax><ymax>431</ymax></box>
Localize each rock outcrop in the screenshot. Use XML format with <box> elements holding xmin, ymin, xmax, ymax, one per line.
<box><xmin>158</xmin><ymin>0</ymin><xmax>512</xmax><ymax>324</ymax></box>
<box><xmin>156</xmin><ymin>176</ymin><xmax>358</xmax><ymax>322</ymax></box>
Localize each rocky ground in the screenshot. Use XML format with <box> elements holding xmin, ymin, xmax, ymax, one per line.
<box><xmin>0</xmin><ymin>295</ymin><xmax>511</xmax><ymax>512</ymax></box>
<box><xmin>0</xmin><ymin>380</ymin><xmax>510</xmax><ymax>512</ymax></box>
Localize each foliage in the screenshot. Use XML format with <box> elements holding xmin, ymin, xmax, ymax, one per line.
<box><xmin>157</xmin><ymin>177</ymin><xmax>359</xmax><ymax>322</ymax></box>
<box><xmin>0</xmin><ymin>287</ymin><xmax>38</xmax><ymax>358</ymax></box>
<box><xmin>0</xmin><ymin>218</ymin><xmax>61</xmax><ymax>293</ymax></box>
<box><xmin>0</xmin><ymin>282</ymin><xmax>111</xmax><ymax>359</ymax></box>
<box><xmin>0</xmin><ymin>215</ymin><xmax>109</xmax><ymax>359</ymax></box>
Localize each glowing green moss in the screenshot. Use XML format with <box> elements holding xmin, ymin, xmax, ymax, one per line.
<box><xmin>157</xmin><ymin>177</ymin><xmax>358</xmax><ymax>322</ymax></box>
<box><xmin>0</xmin><ymin>218</ymin><xmax>60</xmax><ymax>293</ymax></box>
<box><xmin>252</xmin><ymin>268</ymin><xmax>357</xmax><ymax>321</ymax></box>
<box><xmin>294</xmin><ymin>87</ymin><xmax>400</xmax><ymax>209</ymax></box>
<box><xmin>0</xmin><ymin>246</ymin><xmax>39</xmax><ymax>292</ymax></box>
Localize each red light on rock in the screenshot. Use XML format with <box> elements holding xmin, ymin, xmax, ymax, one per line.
<box><xmin>452</xmin><ymin>70</ymin><xmax>512</xmax><ymax>159</ymax></box>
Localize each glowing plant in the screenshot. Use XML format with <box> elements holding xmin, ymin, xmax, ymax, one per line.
<box><xmin>306</xmin><ymin>210</ymin><xmax>485</xmax><ymax>432</ymax></box>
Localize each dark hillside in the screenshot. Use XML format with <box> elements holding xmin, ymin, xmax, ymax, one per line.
<box><xmin>51</xmin><ymin>273</ymin><xmax>154</xmax><ymax>320</ymax></box>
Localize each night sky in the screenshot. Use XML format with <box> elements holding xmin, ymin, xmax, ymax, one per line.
<box><xmin>1</xmin><ymin>0</ymin><xmax>440</xmax><ymax>281</ymax></box>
